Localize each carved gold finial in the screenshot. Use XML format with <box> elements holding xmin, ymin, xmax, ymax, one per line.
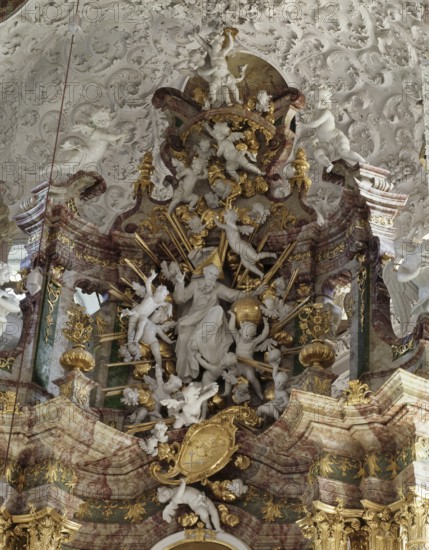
<box><xmin>289</xmin><ymin>148</ymin><xmax>311</xmax><ymax>193</ymax></box>
<box><xmin>298</xmin><ymin>340</ymin><xmax>335</xmax><ymax>370</ymax></box>
<box><xmin>298</xmin><ymin>304</ymin><xmax>335</xmax><ymax>370</ymax></box>
<box><xmin>60</xmin><ymin>305</ymin><xmax>95</xmax><ymax>372</ymax></box>
<box><xmin>0</xmin><ymin>391</ymin><xmax>19</xmax><ymax>414</ymax></box>
<box><xmin>134</xmin><ymin>151</ymin><xmax>154</xmax><ymax>197</ymax></box>
<box><xmin>342</xmin><ymin>380</ymin><xmax>373</xmax><ymax>405</ymax></box>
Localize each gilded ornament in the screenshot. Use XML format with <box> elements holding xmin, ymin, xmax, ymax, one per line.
<box><xmin>288</xmin><ymin>149</ymin><xmax>311</xmax><ymax>192</ymax></box>
<box><xmin>184</xmin><ymin>521</ymin><xmax>216</xmax><ymax>542</ymax></box>
<box><xmin>262</xmin><ymin>496</ymin><xmax>284</xmax><ymax>522</ymax></box>
<box><xmin>60</xmin><ymin>305</ymin><xmax>95</xmax><ymax>372</ymax></box>
<box><xmin>299</xmin><ymin>303</ymin><xmax>332</xmax><ymax>343</ymax></box>
<box><xmin>231</xmin><ymin>296</ymin><xmax>262</xmax><ymax>326</ymax></box>
<box><xmin>299</xmin><ymin>340</ymin><xmax>335</xmax><ymax>370</ymax></box>
<box><xmin>150</xmin><ymin>406</ymin><xmax>259</xmax><ymax>485</ymax></box>
<box><xmin>134</xmin><ymin>151</ymin><xmax>154</xmax><ymax>197</ymax></box>
<box><xmin>178</xmin><ymin>512</ymin><xmax>199</xmax><ymax>527</ymax></box>
<box><xmin>132</xmin><ymin>362</ymin><xmax>152</xmax><ymax>379</ymax></box>
<box><xmin>0</xmin><ymin>391</ymin><xmax>19</xmax><ymax>414</ymax></box>
<box><xmin>0</xmin><ymin>357</ymin><xmax>14</xmax><ymax>372</ymax></box>
<box><xmin>44</xmin><ymin>266</ymin><xmax>64</xmax><ymax>344</ymax></box>
<box><xmin>218</xmin><ymin>504</ymin><xmax>239</xmax><ymax>527</ymax></box>
<box><xmin>124</xmin><ymin>503</ymin><xmax>147</xmax><ymax>523</ymax></box>
<box><xmin>233</xmin><ymin>454</ymin><xmax>251</xmax><ymax>470</ymax></box>
<box><xmin>341</xmin><ymin>380</ymin><xmax>373</xmax><ymax>405</ymax></box>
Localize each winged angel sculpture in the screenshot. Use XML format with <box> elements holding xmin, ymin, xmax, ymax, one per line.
<box><xmin>383</xmin><ymin>242</ymin><xmax>429</xmax><ymax>336</ymax></box>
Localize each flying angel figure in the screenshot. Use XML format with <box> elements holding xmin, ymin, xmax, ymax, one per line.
<box><xmin>383</xmin><ymin>243</ymin><xmax>429</xmax><ymax>336</ymax></box>
<box><xmin>161</xmin><ymin>382</ymin><xmax>218</xmax><ymax>428</ymax></box>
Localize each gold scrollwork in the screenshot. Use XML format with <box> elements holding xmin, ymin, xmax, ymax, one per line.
<box><xmin>44</xmin><ymin>267</ymin><xmax>64</xmax><ymax>344</ymax></box>
<box><xmin>150</xmin><ymin>406</ymin><xmax>260</xmax><ymax>485</ymax></box>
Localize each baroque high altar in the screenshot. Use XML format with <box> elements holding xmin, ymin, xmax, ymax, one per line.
<box><xmin>1</xmin><ymin>23</ymin><xmax>429</xmax><ymax>550</ymax></box>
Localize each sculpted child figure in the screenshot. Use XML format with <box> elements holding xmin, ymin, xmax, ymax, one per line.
<box><xmin>0</xmin><ymin>263</ymin><xmax>21</xmax><ymax>338</ymax></box>
<box><xmin>204</xmin><ymin>122</ymin><xmax>265</xmax><ymax>182</ymax></box>
<box><xmin>294</xmin><ymin>89</ymin><xmax>366</xmax><ymax>172</ymax></box>
<box><xmin>257</xmin><ymin>349</ymin><xmax>290</xmax><ymax>420</ymax></box>
<box><xmin>168</xmin><ymin>157</ymin><xmax>207</xmax><ymax>215</ymax></box>
<box><xmin>161</xmin><ymin>382</ymin><xmax>219</xmax><ymax>428</ymax></box>
<box><xmin>122</xmin><ymin>270</ymin><xmax>171</xmax><ymax>354</ymax></box>
<box><xmin>225</xmin><ymin>312</ymin><xmax>269</xmax><ymax>400</ymax></box>
<box><xmin>196</xmin><ymin>351</ymin><xmax>237</xmax><ymax>416</ymax></box>
<box><xmin>194</xmin><ymin>28</ymin><xmax>246</xmax><ymax>107</ymax></box>
<box><xmin>158</xmin><ymin>479</ymin><xmax>222</xmax><ymax>531</ymax></box>
<box><xmin>215</xmin><ymin>209</ymin><xmax>276</xmax><ymax>279</ymax></box>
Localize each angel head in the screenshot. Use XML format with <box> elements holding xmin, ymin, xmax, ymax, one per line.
<box><xmin>212</xmin><ymin>122</ymin><xmax>230</xmax><ymax>140</ymax></box>
<box><xmin>256</xmin><ymin>90</ymin><xmax>272</xmax><ymax>112</ymax></box>
<box><xmin>275</xmin><ymin>371</ymin><xmax>289</xmax><ymax>390</ymax></box>
<box><xmin>0</xmin><ymin>263</ymin><xmax>12</xmax><ymax>286</ymax></box>
<box><xmin>221</xmin><ymin>352</ymin><xmax>237</xmax><ymax>369</ymax></box>
<box><xmin>268</xmin><ymin>348</ymin><xmax>282</xmax><ymax>367</ymax></box>
<box><xmin>239</xmin><ymin>321</ymin><xmax>258</xmax><ymax>341</ymax></box>
<box><xmin>182</xmin><ymin>382</ymin><xmax>201</xmax><ymax>401</ymax></box>
<box><xmin>157</xmin><ymin>486</ymin><xmax>174</xmax><ymax>503</ymax></box>
<box><xmin>90</xmin><ymin>109</ymin><xmax>112</xmax><ymax>129</ymax></box>
<box><xmin>121</xmin><ymin>387</ymin><xmax>139</xmax><ymax>407</ymax></box>
<box><xmin>213</xmin><ymin>179</ymin><xmax>230</xmax><ymax>199</ymax></box>
<box><xmin>152</xmin><ymin>422</ymin><xmax>168</xmax><ymax>439</ymax></box>
<box><xmin>154</xmin><ymin>285</ymin><xmax>169</xmax><ymax>303</ymax></box>
<box><xmin>223</xmin><ymin>208</ymin><xmax>238</xmax><ymax>224</ymax></box>
<box><xmin>191</xmin><ymin>156</ymin><xmax>205</xmax><ymax>174</ymax></box>
<box><xmin>164</xmin><ymin>374</ymin><xmax>183</xmax><ymax>394</ymax></box>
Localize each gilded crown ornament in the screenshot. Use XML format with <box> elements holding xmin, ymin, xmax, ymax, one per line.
<box><xmin>60</xmin><ymin>305</ymin><xmax>95</xmax><ymax>372</ymax></box>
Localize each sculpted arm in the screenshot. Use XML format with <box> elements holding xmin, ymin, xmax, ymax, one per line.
<box><xmin>254</xmin><ymin>317</ymin><xmax>270</xmax><ymax>344</ymax></box>
<box><xmin>299</xmin><ymin>109</ymin><xmax>332</xmax><ymax>130</ymax></box>
<box><xmin>173</xmin><ymin>277</ymin><xmax>195</xmax><ymax>304</ymax></box>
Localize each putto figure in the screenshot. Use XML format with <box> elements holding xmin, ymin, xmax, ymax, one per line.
<box><xmin>158</xmin><ymin>479</ymin><xmax>223</xmax><ymax>531</ymax></box>
<box><xmin>168</xmin><ymin>157</ymin><xmax>207</xmax><ymax>215</ymax></box>
<box><xmin>121</xmin><ymin>270</ymin><xmax>171</xmax><ymax>355</ymax></box>
<box><xmin>257</xmin><ymin>349</ymin><xmax>290</xmax><ymax>420</ymax></box>
<box><xmin>194</xmin><ymin>28</ymin><xmax>246</xmax><ymax>108</ymax></box>
<box><xmin>161</xmin><ymin>381</ymin><xmax>219</xmax><ymax>428</ymax></box>
<box><xmin>205</xmin><ymin>122</ymin><xmax>265</xmax><ymax>182</ymax></box>
<box><xmin>294</xmin><ymin>88</ymin><xmax>366</xmax><ymax>172</ymax></box>
<box><xmin>215</xmin><ymin>209</ymin><xmax>276</xmax><ymax>278</ymax></box>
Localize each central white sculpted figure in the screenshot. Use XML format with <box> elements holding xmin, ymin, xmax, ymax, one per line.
<box><xmin>173</xmin><ymin>263</ymin><xmax>246</xmax><ymax>381</ymax></box>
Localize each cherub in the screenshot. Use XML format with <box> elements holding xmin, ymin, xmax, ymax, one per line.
<box><xmin>215</xmin><ymin>209</ymin><xmax>276</xmax><ymax>278</ymax></box>
<box><xmin>121</xmin><ymin>270</ymin><xmax>171</xmax><ymax>352</ymax></box>
<box><xmin>257</xmin><ymin>349</ymin><xmax>290</xmax><ymax>420</ymax></box>
<box><xmin>222</xmin><ymin>371</ymin><xmax>251</xmax><ymax>404</ymax></box>
<box><xmin>144</xmin><ymin>366</ymin><xmax>183</xmax><ymax>415</ymax></box>
<box><xmin>139</xmin><ymin>422</ymin><xmax>169</xmax><ymax>457</ymax></box>
<box><xmin>168</xmin><ymin>157</ymin><xmax>207</xmax><ymax>214</ymax></box>
<box><xmin>127</xmin><ymin>306</ymin><xmax>175</xmax><ymax>364</ymax></box>
<box><xmin>291</xmin><ymin>89</ymin><xmax>365</xmax><ymax>172</ymax></box>
<box><xmin>161</xmin><ymin>382</ymin><xmax>219</xmax><ymax>428</ymax></box>
<box><xmin>205</xmin><ymin>122</ymin><xmax>265</xmax><ymax>182</ymax></box>
<box><xmin>121</xmin><ymin>386</ymin><xmax>159</xmax><ymax>424</ymax></box>
<box><xmin>225</xmin><ymin>312</ymin><xmax>270</xmax><ymax>400</ymax></box>
<box><xmin>194</xmin><ymin>29</ymin><xmax>246</xmax><ymax>108</ymax></box>
<box><xmin>158</xmin><ymin>479</ymin><xmax>222</xmax><ymax>531</ymax></box>
<box><xmin>0</xmin><ymin>263</ymin><xmax>21</xmax><ymax>337</ymax></box>
<box><xmin>58</xmin><ymin>109</ymin><xmax>127</xmax><ymax>176</ymax></box>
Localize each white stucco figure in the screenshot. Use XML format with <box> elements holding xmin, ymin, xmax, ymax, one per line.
<box><xmin>172</xmin><ymin>263</ymin><xmax>245</xmax><ymax>381</ymax></box>
<box><xmin>293</xmin><ymin>90</ymin><xmax>366</xmax><ymax>172</ymax></box>
<box><xmin>215</xmin><ymin>209</ymin><xmax>276</xmax><ymax>278</ymax></box>
<box><xmin>168</xmin><ymin>157</ymin><xmax>207</xmax><ymax>214</ymax></box>
<box><xmin>0</xmin><ymin>263</ymin><xmax>21</xmax><ymax>338</ymax></box>
<box><xmin>121</xmin><ymin>270</ymin><xmax>171</xmax><ymax>355</ymax></box>
<box><xmin>58</xmin><ymin>109</ymin><xmax>127</xmax><ymax>176</ymax></box>
<box><xmin>123</xmin><ymin>306</ymin><xmax>175</xmax><ymax>364</ymax></box>
<box><xmin>255</xmin><ymin>90</ymin><xmax>272</xmax><ymax>114</ymax></box>
<box><xmin>158</xmin><ymin>479</ymin><xmax>223</xmax><ymax>531</ymax></box>
<box><xmin>226</xmin><ymin>478</ymin><xmax>248</xmax><ymax>497</ymax></box>
<box><xmin>257</xmin><ymin>349</ymin><xmax>290</xmax><ymax>420</ymax></box>
<box><xmin>224</xmin><ymin>312</ymin><xmax>270</xmax><ymax>400</ymax></box>
<box><xmin>122</xmin><ymin>368</ymin><xmax>183</xmax><ymax>424</ymax></box>
<box><xmin>205</xmin><ymin>122</ymin><xmax>265</xmax><ymax>182</ymax></box>
<box><xmin>194</xmin><ymin>29</ymin><xmax>246</xmax><ymax>108</ymax></box>
<box><xmin>139</xmin><ymin>422</ymin><xmax>168</xmax><ymax>457</ymax></box>
<box><xmin>161</xmin><ymin>382</ymin><xmax>218</xmax><ymax>428</ymax></box>
<box><xmin>383</xmin><ymin>241</ymin><xmax>429</xmax><ymax>335</ymax></box>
